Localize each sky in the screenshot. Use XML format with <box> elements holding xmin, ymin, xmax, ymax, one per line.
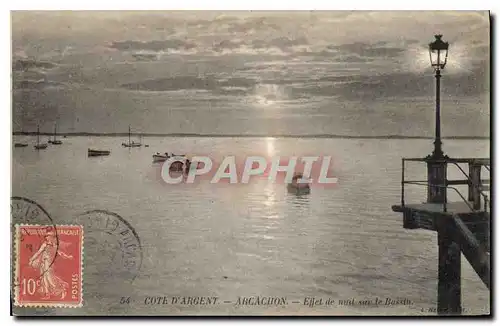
<box><xmin>11</xmin><ymin>11</ymin><xmax>490</xmax><ymax>136</ymax></box>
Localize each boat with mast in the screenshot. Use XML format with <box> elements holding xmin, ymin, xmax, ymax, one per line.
<box><xmin>34</xmin><ymin>125</ymin><xmax>48</xmax><ymax>150</ymax></box>
<box><xmin>48</xmin><ymin>122</ymin><xmax>62</xmax><ymax>145</ymax></box>
<box><xmin>122</xmin><ymin>125</ymin><xmax>142</xmax><ymax>148</ymax></box>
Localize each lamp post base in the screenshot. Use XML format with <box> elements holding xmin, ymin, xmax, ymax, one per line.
<box><xmin>430</xmin><ymin>139</ymin><xmax>446</xmax><ymax>160</ymax></box>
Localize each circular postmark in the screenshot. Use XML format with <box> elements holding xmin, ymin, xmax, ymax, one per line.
<box><xmin>10</xmin><ymin>197</ymin><xmax>60</xmax><ymax>282</ymax></box>
<box><xmin>76</xmin><ymin>210</ymin><xmax>142</xmax><ymax>282</ymax></box>
<box><xmin>11</xmin><ymin>196</ymin><xmax>56</xmax><ymax>227</ymax></box>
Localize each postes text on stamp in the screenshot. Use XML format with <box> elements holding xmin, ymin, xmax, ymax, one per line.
<box><xmin>14</xmin><ymin>225</ymin><xmax>83</xmax><ymax>308</ymax></box>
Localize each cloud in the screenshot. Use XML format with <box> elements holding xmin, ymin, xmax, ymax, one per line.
<box><xmin>209</xmin><ymin>36</ymin><xmax>308</xmax><ymax>54</ymax></box>
<box><xmin>327</xmin><ymin>42</ymin><xmax>406</xmax><ymax>58</ymax></box>
<box><xmin>121</xmin><ymin>76</ymin><xmax>218</xmax><ymax>92</ymax></box>
<box><xmin>131</xmin><ymin>53</ymin><xmax>158</xmax><ymax>61</ymax></box>
<box><xmin>109</xmin><ymin>39</ymin><xmax>196</xmax><ymax>52</ymax></box>
<box><xmin>291</xmin><ymin>50</ymin><xmax>373</xmax><ymax>62</ymax></box>
<box><xmin>12</xmin><ymin>58</ymin><xmax>65</xmax><ymax>90</ymax></box>
<box><xmin>257</xmin><ymin>36</ymin><xmax>308</xmax><ymax>50</ymax></box>
<box><xmin>116</xmin><ymin>56</ymin><xmax>487</xmax><ymax>104</ymax></box>
<box><xmin>13</xmin><ymin>59</ymin><xmax>57</xmax><ymax>71</ymax></box>
<box><xmin>226</xmin><ymin>16</ymin><xmax>281</xmax><ymax>34</ymax></box>
<box><xmin>13</xmin><ymin>79</ymin><xmax>64</xmax><ymax>90</ymax></box>
<box><xmin>292</xmin><ymin>63</ymin><xmax>488</xmax><ymax>100</ymax></box>
<box><xmin>120</xmin><ymin>75</ymin><xmax>258</xmax><ymax>93</ymax></box>
<box><xmin>213</xmin><ymin>40</ymin><xmax>241</xmax><ymax>52</ymax></box>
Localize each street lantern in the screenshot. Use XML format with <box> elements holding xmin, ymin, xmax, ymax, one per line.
<box><xmin>427</xmin><ymin>34</ymin><xmax>449</xmax><ymax>160</ymax></box>
<box><xmin>429</xmin><ymin>34</ymin><xmax>449</xmax><ymax>70</ymax></box>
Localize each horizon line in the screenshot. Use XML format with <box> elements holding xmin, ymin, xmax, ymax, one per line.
<box><xmin>11</xmin><ymin>132</ymin><xmax>490</xmax><ymax>140</ymax></box>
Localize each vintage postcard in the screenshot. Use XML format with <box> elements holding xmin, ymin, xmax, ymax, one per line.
<box><xmin>10</xmin><ymin>11</ymin><xmax>490</xmax><ymax>316</ymax></box>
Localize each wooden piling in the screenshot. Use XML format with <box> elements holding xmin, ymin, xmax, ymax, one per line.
<box><xmin>468</xmin><ymin>163</ymin><xmax>482</xmax><ymax>210</ymax></box>
<box><xmin>437</xmin><ymin>221</ymin><xmax>461</xmax><ymax>315</ymax></box>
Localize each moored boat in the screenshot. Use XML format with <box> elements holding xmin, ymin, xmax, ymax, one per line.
<box><xmin>152</xmin><ymin>152</ymin><xmax>187</xmax><ymax>162</ymax></box>
<box><xmin>287</xmin><ymin>173</ymin><xmax>311</xmax><ymax>194</ymax></box>
<box><xmin>153</xmin><ymin>153</ymin><xmax>193</xmax><ymax>173</ymax></box>
<box><xmin>122</xmin><ymin>125</ymin><xmax>142</xmax><ymax>147</ymax></box>
<box><xmin>48</xmin><ymin>122</ymin><xmax>63</xmax><ymax>145</ymax></box>
<box><xmin>88</xmin><ymin>149</ymin><xmax>111</xmax><ymax>157</ymax></box>
<box><xmin>14</xmin><ymin>143</ymin><xmax>28</xmax><ymax>147</ymax></box>
<box><xmin>34</xmin><ymin>125</ymin><xmax>48</xmax><ymax>150</ymax></box>
<box><xmin>122</xmin><ymin>142</ymin><xmax>142</xmax><ymax>147</ymax></box>
<box><xmin>34</xmin><ymin>144</ymin><xmax>48</xmax><ymax>150</ymax></box>
<box><xmin>153</xmin><ymin>153</ymin><xmax>169</xmax><ymax>162</ymax></box>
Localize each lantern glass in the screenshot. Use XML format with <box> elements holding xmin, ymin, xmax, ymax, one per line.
<box><xmin>428</xmin><ymin>35</ymin><xmax>449</xmax><ymax>70</ymax></box>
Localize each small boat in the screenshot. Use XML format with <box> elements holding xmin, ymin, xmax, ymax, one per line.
<box><xmin>153</xmin><ymin>153</ymin><xmax>169</xmax><ymax>163</ymax></box>
<box><xmin>169</xmin><ymin>156</ymin><xmax>190</xmax><ymax>172</ymax></box>
<box><xmin>123</xmin><ymin>142</ymin><xmax>141</xmax><ymax>147</ymax></box>
<box><xmin>122</xmin><ymin>142</ymin><xmax>141</xmax><ymax>147</ymax></box>
<box><xmin>152</xmin><ymin>153</ymin><xmax>186</xmax><ymax>163</ymax></box>
<box><xmin>88</xmin><ymin>149</ymin><xmax>111</xmax><ymax>157</ymax></box>
<box><xmin>48</xmin><ymin>122</ymin><xmax>63</xmax><ymax>145</ymax></box>
<box><xmin>34</xmin><ymin>125</ymin><xmax>48</xmax><ymax>150</ymax></box>
<box><xmin>153</xmin><ymin>153</ymin><xmax>191</xmax><ymax>172</ymax></box>
<box><xmin>287</xmin><ymin>173</ymin><xmax>311</xmax><ymax>195</ymax></box>
<box><xmin>122</xmin><ymin>126</ymin><xmax>142</xmax><ymax>148</ymax></box>
<box><xmin>14</xmin><ymin>143</ymin><xmax>28</xmax><ymax>147</ymax></box>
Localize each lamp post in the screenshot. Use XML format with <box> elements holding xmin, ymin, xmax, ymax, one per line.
<box><xmin>428</xmin><ymin>34</ymin><xmax>449</xmax><ymax>159</ymax></box>
<box><xmin>426</xmin><ymin>35</ymin><xmax>460</xmax><ymax>315</ymax></box>
<box><xmin>426</xmin><ymin>35</ymin><xmax>449</xmax><ymax>205</ymax></box>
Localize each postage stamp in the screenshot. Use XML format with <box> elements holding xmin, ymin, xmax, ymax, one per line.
<box><xmin>14</xmin><ymin>225</ymin><xmax>84</xmax><ymax>308</ymax></box>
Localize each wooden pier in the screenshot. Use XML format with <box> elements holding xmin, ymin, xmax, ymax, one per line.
<box><xmin>390</xmin><ymin>34</ymin><xmax>490</xmax><ymax>315</ymax></box>
<box><xmin>392</xmin><ymin>156</ymin><xmax>490</xmax><ymax>315</ymax></box>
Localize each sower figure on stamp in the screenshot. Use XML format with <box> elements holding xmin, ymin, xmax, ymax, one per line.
<box><xmin>28</xmin><ymin>230</ymin><xmax>73</xmax><ymax>300</ymax></box>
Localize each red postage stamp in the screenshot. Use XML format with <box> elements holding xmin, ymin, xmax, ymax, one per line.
<box><xmin>14</xmin><ymin>225</ymin><xmax>83</xmax><ymax>307</ymax></box>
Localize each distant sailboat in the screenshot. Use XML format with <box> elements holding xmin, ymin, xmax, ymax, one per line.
<box><xmin>34</xmin><ymin>125</ymin><xmax>48</xmax><ymax>150</ymax></box>
<box><xmin>122</xmin><ymin>125</ymin><xmax>142</xmax><ymax>147</ymax></box>
<box><xmin>48</xmin><ymin>123</ymin><xmax>63</xmax><ymax>145</ymax></box>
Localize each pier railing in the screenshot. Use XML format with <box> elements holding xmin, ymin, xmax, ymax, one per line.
<box><xmin>392</xmin><ymin>156</ymin><xmax>491</xmax><ymax>312</ymax></box>
<box><xmin>400</xmin><ymin>157</ymin><xmax>490</xmax><ymax>214</ymax></box>
<box><xmin>402</xmin><ymin>181</ymin><xmax>476</xmax><ymax>213</ymax></box>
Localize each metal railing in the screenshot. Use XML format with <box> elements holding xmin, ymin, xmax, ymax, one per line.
<box><xmin>400</xmin><ymin>158</ymin><xmax>490</xmax><ymax>214</ymax></box>
<box><xmin>450</xmin><ymin>162</ymin><xmax>490</xmax><ymax>211</ymax></box>
<box><xmin>403</xmin><ymin>181</ymin><xmax>475</xmax><ymax>213</ymax></box>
